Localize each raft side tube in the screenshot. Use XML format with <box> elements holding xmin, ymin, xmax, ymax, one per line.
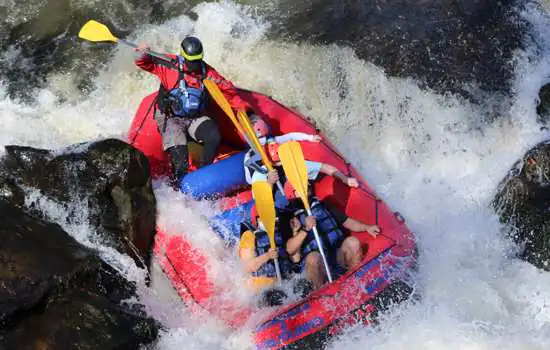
<box><xmin>179</xmin><ymin>151</ymin><xmax>248</xmax><ymax>199</ymax></box>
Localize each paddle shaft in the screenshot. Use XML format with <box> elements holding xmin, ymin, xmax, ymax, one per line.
<box><xmin>305</xmin><ymin>207</ymin><xmax>334</xmax><ymax>283</ymax></box>
<box><xmin>274</xmin><ymin>257</ymin><xmax>282</xmax><ymax>281</ymax></box>
<box><xmin>117</xmin><ymin>38</ymin><xmax>173</xmax><ymax>63</ymax></box>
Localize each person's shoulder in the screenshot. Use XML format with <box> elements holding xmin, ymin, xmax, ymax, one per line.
<box><xmin>239</xmin><ymin>230</ymin><xmax>256</xmax><ymax>250</ymax></box>
<box><xmin>241</xmin><ymin>230</ymin><xmax>255</xmax><ymax>239</ymax></box>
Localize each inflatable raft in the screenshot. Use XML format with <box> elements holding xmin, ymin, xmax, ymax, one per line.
<box><xmin>128</xmin><ymin>89</ymin><xmax>417</xmax><ymax>349</ymax></box>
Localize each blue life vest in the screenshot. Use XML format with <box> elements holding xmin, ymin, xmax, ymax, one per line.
<box><xmin>251</xmin><ymin>227</ymin><xmax>293</xmax><ymax>278</ymax></box>
<box><xmin>294</xmin><ymin>198</ymin><xmax>344</xmax><ymax>257</ymax></box>
<box><xmin>167</xmin><ymin>57</ymin><xmax>207</xmax><ymax>118</ymax></box>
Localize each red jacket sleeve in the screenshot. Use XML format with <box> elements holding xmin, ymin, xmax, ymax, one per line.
<box><xmin>135</xmin><ymin>53</ymin><xmax>181</xmax><ymax>91</ymax></box>
<box><xmin>204</xmin><ymin>63</ymin><xmax>251</xmax><ymax>112</ymax></box>
<box><xmin>135</xmin><ymin>53</ymin><xmax>159</xmax><ymax>75</ymax></box>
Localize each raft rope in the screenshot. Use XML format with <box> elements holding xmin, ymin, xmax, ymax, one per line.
<box><xmin>129</xmin><ymin>95</ymin><xmax>157</xmax><ymax>146</ymax></box>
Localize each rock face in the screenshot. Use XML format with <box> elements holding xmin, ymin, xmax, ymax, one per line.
<box><xmin>0</xmin><ymin>200</ymin><xmax>159</xmax><ymax>349</ymax></box>
<box><xmin>492</xmin><ymin>140</ymin><xmax>550</xmax><ymax>270</ymax></box>
<box><xmin>273</xmin><ymin>0</ymin><xmax>527</xmax><ymax>98</ymax></box>
<box><xmin>4</xmin><ymin>0</ymin><xmax>530</xmax><ymax>102</ymax></box>
<box><xmin>1</xmin><ymin>138</ymin><xmax>157</xmax><ymax>273</ymax></box>
<box><xmin>537</xmin><ymin>83</ymin><xmax>550</xmax><ymax>126</ymax></box>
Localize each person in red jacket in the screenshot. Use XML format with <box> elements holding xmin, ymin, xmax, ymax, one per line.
<box><xmin>135</xmin><ymin>36</ymin><xmax>250</xmax><ymax>185</ymax></box>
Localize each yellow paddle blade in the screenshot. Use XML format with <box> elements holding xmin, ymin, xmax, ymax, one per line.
<box><xmin>203</xmin><ymin>79</ymin><xmax>246</xmax><ymax>137</ymax></box>
<box><xmin>252</xmin><ymin>181</ymin><xmax>277</xmax><ymax>249</ymax></box>
<box><xmin>238</xmin><ymin>110</ymin><xmax>274</xmax><ymax>172</ymax></box>
<box><xmin>78</xmin><ymin>20</ymin><xmax>118</xmax><ymax>43</ymax></box>
<box><xmin>235</xmin><ymin>110</ymin><xmax>255</xmax><ymax>147</ymax></box>
<box><xmin>278</xmin><ymin>141</ymin><xmax>310</xmax><ymax>211</ymax></box>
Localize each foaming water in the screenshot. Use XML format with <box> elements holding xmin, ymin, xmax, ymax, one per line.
<box><xmin>153</xmin><ymin>182</ymin><xmax>254</xmax><ymax>304</ymax></box>
<box><xmin>23</xmin><ymin>187</ymin><xmax>147</xmax><ymax>284</ymax></box>
<box><xmin>2</xmin><ymin>1</ymin><xmax>550</xmax><ymax>349</ymax></box>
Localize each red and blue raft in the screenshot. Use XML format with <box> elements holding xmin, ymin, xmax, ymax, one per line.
<box><xmin>127</xmin><ymin>88</ymin><xmax>417</xmax><ymax>349</ymax></box>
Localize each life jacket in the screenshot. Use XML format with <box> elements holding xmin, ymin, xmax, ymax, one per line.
<box><xmin>243</xmin><ymin>136</ymin><xmax>280</xmax><ymax>181</ymax></box>
<box><xmin>250</xmin><ymin>226</ymin><xmax>293</xmax><ymax>278</ymax></box>
<box><xmin>165</xmin><ymin>56</ymin><xmax>208</xmax><ymax>118</ymax></box>
<box><xmin>293</xmin><ymin>198</ymin><xmax>344</xmax><ymax>257</ymax></box>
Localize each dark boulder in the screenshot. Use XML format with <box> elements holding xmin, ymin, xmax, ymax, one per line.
<box><xmin>536</xmin><ymin>83</ymin><xmax>550</xmax><ymax>126</ymax></box>
<box><xmin>271</xmin><ymin>0</ymin><xmax>528</xmax><ymax>99</ymax></box>
<box><xmin>0</xmin><ymin>177</ymin><xmax>25</xmax><ymax>207</ymax></box>
<box><xmin>492</xmin><ymin>140</ymin><xmax>550</xmax><ymax>270</ymax></box>
<box><xmin>2</xmin><ymin>290</ymin><xmax>158</xmax><ymax>350</ymax></box>
<box><xmin>1</xmin><ymin>138</ymin><xmax>156</xmax><ymax>274</ymax></box>
<box><xmin>0</xmin><ymin>200</ymin><xmax>159</xmax><ymax>349</ymax></box>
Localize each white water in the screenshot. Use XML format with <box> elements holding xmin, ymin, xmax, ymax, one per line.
<box><xmin>2</xmin><ymin>1</ymin><xmax>550</xmax><ymax>349</ymax></box>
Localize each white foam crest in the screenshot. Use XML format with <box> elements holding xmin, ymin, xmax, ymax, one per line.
<box><xmin>154</xmin><ymin>319</ymin><xmax>254</xmax><ymax>350</ymax></box>
<box><xmin>23</xmin><ymin>188</ymin><xmax>147</xmax><ymax>285</ymax></box>
<box><xmin>153</xmin><ymin>181</ymin><xmax>257</xmax><ymax>308</ymax></box>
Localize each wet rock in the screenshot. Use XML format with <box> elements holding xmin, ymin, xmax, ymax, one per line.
<box><xmin>536</xmin><ymin>83</ymin><xmax>550</xmax><ymax>126</ymax></box>
<box><xmin>0</xmin><ymin>200</ymin><xmax>159</xmax><ymax>348</ymax></box>
<box><xmin>2</xmin><ymin>138</ymin><xmax>156</xmax><ymax>274</ymax></box>
<box><xmin>0</xmin><ymin>177</ymin><xmax>24</xmax><ymax>207</ymax></box>
<box><xmin>272</xmin><ymin>0</ymin><xmax>528</xmax><ymax>98</ymax></box>
<box><xmin>2</xmin><ymin>290</ymin><xmax>158</xmax><ymax>350</ymax></box>
<box><xmin>492</xmin><ymin>140</ymin><xmax>550</xmax><ymax>270</ymax></box>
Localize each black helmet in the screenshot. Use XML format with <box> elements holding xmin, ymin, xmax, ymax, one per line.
<box><xmin>180</xmin><ymin>36</ymin><xmax>204</xmax><ymax>61</ymax></box>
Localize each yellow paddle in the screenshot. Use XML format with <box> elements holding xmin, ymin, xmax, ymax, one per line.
<box><xmin>78</xmin><ymin>20</ymin><xmax>171</xmax><ymax>62</ymax></box>
<box><xmin>278</xmin><ymin>141</ymin><xmax>333</xmax><ymax>282</ymax></box>
<box><xmin>251</xmin><ymin>181</ymin><xmax>282</xmax><ymax>281</ymax></box>
<box><xmin>202</xmin><ymin>80</ymin><xmax>248</xmax><ymax>140</ymax></box>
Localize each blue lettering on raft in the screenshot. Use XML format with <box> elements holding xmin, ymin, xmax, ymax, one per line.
<box><xmin>256</xmin><ymin>302</ymin><xmax>311</xmax><ymax>332</ymax></box>
<box><xmin>365</xmin><ymin>259</ymin><xmax>405</xmax><ymax>294</ymax></box>
<box><xmin>256</xmin><ymin>249</ymin><xmax>410</xmax><ymax>349</ymax></box>
<box><xmin>257</xmin><ymin>317</ymin><xmax>325</xmax><ymax>350</ymax></box>
<box><xmin>354</xmin><ymin>250</ymin><xmax>389</xmax><ymax>278</ymax></box>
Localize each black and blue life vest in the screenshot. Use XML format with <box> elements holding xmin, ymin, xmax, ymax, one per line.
<box><xmin>166</xmin><ymin>56</ymin><xmax>208</xmax><ymax>118</ymax></box>
<box><xmin>250</xmin><ymin>226</ymin><xmax>293</xmax><ymax>278</ymax></box>
<box><xmin>293</xmin><ymin>198</ymin><xmax>344</xmax><ymax>257</ymax></box>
